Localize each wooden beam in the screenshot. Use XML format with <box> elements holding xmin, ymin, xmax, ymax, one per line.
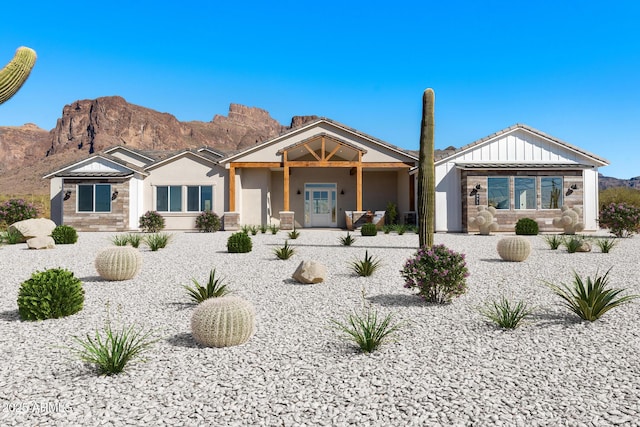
<box><xmin>229</xmin><ymin>162</ymin><xmax>282</xmax><ymax>168</ymax></box>
<box><xmin>303</xmin><ymin>143</ymin><xmax>321</xmax><ymax>161</ymax></box>
<box><xmin>356</xmin><ymin>164</ymin><xmax>363</xmax><ymax>211</ymax></box>
<box><xmin>229</xmin><ymin>165</ymin><xmax>236</xmax><ymax>211</ymax></box>
<box><xmin>284</xmin><ymin>165</ymin><xmax>290</xmax><ymax>211</ymax></box>
<box><xmin>325</xmin><ymin>144</ymin><xmax>341</xmax><ymax>161</ymax></box>
<box><xmin>321</xmin><ymin>136</ymin><xmax>326</xmax><ymax>160</ymax></box>
<box><xmin>284</xmin><ymin>160</ymin><xmax>414</xmax><ymax>168</ymax></box>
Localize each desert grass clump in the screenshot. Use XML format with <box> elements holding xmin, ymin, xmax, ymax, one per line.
<box><xmin>125</xmin><ymin>233</ymin><xmax>143</xmax><ymax>248</ymax></box>
<box><xmin>350</xmin><ymin>250</ymin><xmax>382</xmax><ymax>277</ymax></box>
<box><xmin>51</xmin><ymin>225</ymin><xmax>78</xmax><ymax>244</ymax></box>
<box><xmin>227</xmin><ymin>232</ymin><xmax>252</xmax><ymax>253</ymax></box>
<box><xmin>259</xmin><ymin>224</ymin><xmax>268</xmax><ymax>234</ymax></box>
<box><xmin>111</xmin><ymin>234</ymin><xmax>130</xmax><ymax>246</ymax></box>
<box><xmin>595</xmin><ymin>238</ymin><xmax>617</xmax><ymax>253</ymax></box>
<box><xmin>145</xmin><ymin>233</ymin><xmax>171</xmax><ymax>251</ymax></box>
<box><xmin>70</xmin><ymin>306</ymin><xmax>157</xmax><ymax>376</ymax></box>
<box><xmin>332</xmin><ymin>300</ymin><xmax>401</xmax><ymax>353</ymax></box>
<box><xmin>269</xmin><ymin>224</ymin><xmax>279</xmax><ymax>235</ymax></box>
<box><xmin>287</xmin><ymin>229</ymin><xmax>300</xmax><ymax>239</ymax></box>
<box><xmin>184</xmin><ymin>269</ymin><xmax>230</xmax><ymax>303</ymax></box>
<box><xmin>564</xmin><ymin>237</ymin><xmax>583</xmax><ymax>253</ymax></box>
<box><xmin>274</xmin><ymin>241</ymin><xmax>295</xmax><ymax>260</ymax></box>
<box><xmin>249</xmin><ymin>225</ymin><xmax>259</xmax><ymax>236</ymax></box>
<box><xmin>543</xmin><ymin>234</ymin><xmax>564</xmax><ymax>250</ymax></box>
<box><xmin>479</xmin><ymin>297</ymin><xmax>533</xmax><ymax>329</ymax></box>
<box><xmin>394</xmin><ymin>224</ymin><xmax>408</xmax><ymax>235</ymax></box>
<box><xmin>240</xmin><ymin>224</ymin><xmax>251</xmax><ymax>235</ymax></box>
<box><xmin>546</xmin><ymin>269</ymin><xmax>639</xmax><ymax>321</ymax></box>
<box><xmin>17</xmin><ymin>268</ymin><xmax>84</xmax><ymax>320</ymax></box>
<box><xmin>339</xmin><ymin>232</ymin><xmax>357</xmax><ymax>246</ymax></box>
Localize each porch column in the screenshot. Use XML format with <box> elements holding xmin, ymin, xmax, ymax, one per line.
<box><xmin>229</xmin><ymin>165</ymin><xmax>236</xmax><ymax>211</ymax></box>
<box><xmin>283</xmin><ymin>152</ymin><xmax>290</xmax><ymax>211</ymax></box>
<box><xmin>356</xmin><ymin>154</ymin><xmax>363</xmax><ymax>211</ymax></box>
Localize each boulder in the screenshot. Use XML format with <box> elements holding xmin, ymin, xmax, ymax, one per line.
<box><xmin>292</xmin><ymin>260</ymin><xmax>327</xmax><ymax>284</ymax></box>
<box><xmin>577</xmin><ymin>241</ymin><xmax>592</xmax><ymax>252</ymax></box>
<box><xmin>26</xmin><ymin>236</ymin><xmax>55</xmax><ymax>249</ymax></box>
<box><xmin>9</xmin><ymin>218</ymin><xmax>57</xmax><ymax>241</ymax></box>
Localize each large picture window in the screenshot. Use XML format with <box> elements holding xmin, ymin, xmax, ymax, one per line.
<box><xmin>541</xmin><ymin>177</ymin><xmax>563</xmax><ymax>209</ymax></box>
<box><xmin>187</xmin><ymin>186</ymin><xmax>213</xmax><ymax>212</ymax></box>
<box><xmin>78</xmin><ymin>184</ymin><xmax>111</xmax><ymax>212</ymax></box>
<box><xmin>156</xmin><ymin>186</ymin><xmax>182</xmax><ymax>212</ymax></box>
<box><xmin>487</xmin><ymin>177</ymin><xmax>509</xmax><ymax>209</ymax></box>
<box><xmin>514</xmin><ymin>177</ymin><xmax>536</xmax><ymax>210</ymax></box>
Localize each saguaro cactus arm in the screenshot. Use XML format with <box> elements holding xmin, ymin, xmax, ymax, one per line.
<box><xmin>0</xmin><ymin>47</ymin><xmax>37</xmax><ymax>105</ymax></box>
<box><xmin>418</xmin><ymin>88</ymin><xmax>436</xmax><ymax>248</ymax></box>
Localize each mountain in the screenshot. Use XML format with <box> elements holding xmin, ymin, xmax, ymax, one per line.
<box><xmin>599</xmin><ymin>173</ymin><xmax>640</xmax><ymax>190</ymax></box>
<box><xmin>0</xmin><ymin>96</ymin><xmax>318</xmax><ymax>196</ymax></box>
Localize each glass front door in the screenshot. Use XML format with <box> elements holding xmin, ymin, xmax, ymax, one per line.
<box><xmin>304</xmin><ymin>183</ymin><xmax>337</xmax><ymax>227</ymax></box>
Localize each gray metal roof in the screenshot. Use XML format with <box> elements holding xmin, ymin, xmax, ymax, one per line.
<box><xmin>455</xmin><ymin>162</ymin><xmax>595</xmax><ymax>169</ymax></box>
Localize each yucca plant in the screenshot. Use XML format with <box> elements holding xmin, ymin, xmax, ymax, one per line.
<box><xmin>71</xmin><ymin>323</ymin><xmax>157</xmax><ymax>376</ymax></box>
<box><xmin>110</xmin><ymin>234</ymin><xmax>130</xmax><ymax>246</ymax></box>
<box><xmin>564</xmin><ymin>237</ymin><xmax>583</xmax><ymax>253</ymax></box>
<box><xmin>331</xmin><ymin>306</ymin><xmax>401</xmax><ymax>353</ymax></box>
<box><xmin>350</xmin><ymin>250</ymin><xmax>382</xmax><ymax>277</ymax></box>
<box><xmin>240</xmin><ymin>224</ymin><xmax>251</xmax><ymax>235</ymax></box>
<box><xmin>145</xmin><ymin>233</ymin><xmax>171</xmax><ymax>251</ymax></box>
<box><xmin>287</xmin><ymin>229</ymin><xmax>300</xmax><ymax>239</ymax></box>
<box><xmin>479</xmin><ymin>297</ymin><xmax>533</xmax><ymax>329</ymax></box>
<box><xmin>249</xmin><ymin>225</ymin><xmax>259</xmax><ymax>236</ymax></box>
<box><xmin>184</xmin><ymin>269</ymin><xmax>231</xmax><ymax>303</ymax></box>
<box><xmin>543</xmin><ymin>234</ymin><xmax>564</xmax><ymax>250</ymax></box>
<box><xmin>259</xmin><ymin>224</ymin><xmax>268</xmax><ymax>234</ymax></box>
<box><xmin>546</xmin><ymin>269</ymin><xmax>639</xmax><ymax>321</ymax></box>
<box><xmin>595</xmin><ymin>238</ymin><xmax>617</xmax><ymax>253</ymax></box>
<box><xmin>339</xmin><ymin>232</ymin><xmax>357</xmax><ymax>246</ymax></box>
<box><xmin>274</xmin><ymin>240</ymin><xmax>295</xmax><ymax>260</ymax></box>
<box><xmin>269</xmin><ymin>224</ymin><xmax>279</xmax><ymax>235</ymax></box>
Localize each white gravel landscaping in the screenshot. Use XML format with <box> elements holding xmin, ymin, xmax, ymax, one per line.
<box><xmin>1</xmin><ymin>230</ymin><xmax>640</xmax><ymax>426</ymax></box>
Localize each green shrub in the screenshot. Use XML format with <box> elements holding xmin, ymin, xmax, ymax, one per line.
<box><xmin>71</xmin><ymin>321</ymin><xmax>156</xmax><ymax>376</ymax></box>
<box><xmin>184</xmin><ymin>269</ymin><xmax>230</xmax><ymax>303</ymax></box>
<box><xmin>543</xmin><ymin>234</ymin><xmax>563</xmax><ymax>250</ymax></box>
<box><xmin>139</xmin><ymin>211</ymin><xmax>165</xmax><ymax>233</ymax></box>
<box><xmin>361</xmin><ymin>223</ymin><xmax>377</xmax><ymax>236</ymax></box>
<box><xmin>227</xmin><ymin>232</ymin><xmax>252</xmax><ymax>253</ymax></box>
<box><xmin>339</xmin><ymin>232</ymin><xmax>357</xmax><ymax>246</ymax></box>
<box><xmin>332</xmin><ymin>306</ymin><xmax>401</xmax><ymax>353</ymax></box>
<box><xmin>274</xmin><ymin>241</ymin><xmax>295</xmax><ymax>260</ymax></box>
<box><xmin>479</xmin><ymin>297</ymin><xmax>533</xmax><ymax>329</ymax></box>
<box><xmin>195</xmin><ymin>211</ymin><xmax>221</xmax><ymax>233</ymax></box>
<box><xmin>401</xmin><ymin>244</ymin><xmax>469</xmax><ymax>303</ymax></box>
<box><xmin>17</xmin><ymin>268</ymin><xmax>84</xmax><ymax>321</ymax></box>
<box><xmin>145</xmin><ymin>233</ymin><xmax>171</xmax><ymax>251</ymax></box>
<box><xmin>51</xmin><ymin>225</ymin><xmax>78</xmax><ymax>244</ymax></box>
<box><xmin>546</xmin><ymin>269</ymin><xmax>639</xmax><ymax>321</ymax></box>
<box><xmin>4</xmin><ymin>228</ymin><xmax>22</xmax><ymax>244</ymax></box>
<box><xmin>515</xmin><ymin>218</ymin><xmax>539</xmax><ymax>235</ymax></box>
<box><xmin>0</xmin><ymin>198</ymin><xmax>38</xmax><ymax>227</ymax></box>
<box><xmin>350</xmin><ymin>250</ymin><xmax>382</xmax><ymax>277</ymax></box>
<box><xmin>598</xmin><ymin>202</ymin><xmax>640</xmax><ymax>237</ymax></box>
<box><xmin>600</xmin><ymin>187</ymin><xmax>640</xmax><ymax>208</ymax></box>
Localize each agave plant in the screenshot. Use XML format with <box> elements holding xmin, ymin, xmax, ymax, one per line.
<box><xmin>339</xmin><ymin>232</ymin><xmax>357</xmax><ymax>246</ymax></box>
<box><xmin>546</xmin><ymin>269</ymin><xmax>639</xmax><ymax>321</ymax></box>
<box><xmin>183</xmin><ymin>269</ymin><xmax>231</xmax><ymax>303</ymax></box>
<box><xmin>350</xmin><ymin>250</ymin><xmax>382</xmax><ymax>277</ymax></box>
<box><xmin>274</xmin><ymin>240</ymin><xmax>295</xmax><ymax>260</ymax></box>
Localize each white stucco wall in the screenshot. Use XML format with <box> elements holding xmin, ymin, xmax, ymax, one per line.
<box><xmin>582</xmin><ymin>168</ymin><xmax>600</xmax><ymax>231</ymax></box>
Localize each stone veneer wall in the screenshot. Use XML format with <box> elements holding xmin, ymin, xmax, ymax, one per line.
<box><xmin>462</xmin><ymin>170</ymin><xmax>583</xmax><ymax>233</ymax></box>
<box><xmin>62</xmin><ymin>179</ymin><xmax>130</xmax><ymax>232</ymax></box>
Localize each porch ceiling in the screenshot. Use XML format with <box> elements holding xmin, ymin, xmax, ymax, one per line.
<box><xmin>278</xmin><ymin>134</ymin><xmax>365</xmax><ymax>162</ymax></box>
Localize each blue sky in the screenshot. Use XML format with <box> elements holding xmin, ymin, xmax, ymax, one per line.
<box><xmin>1</xmin><ymin>1</ymin><xmax>639</xmax><ymax>178</ymax></box>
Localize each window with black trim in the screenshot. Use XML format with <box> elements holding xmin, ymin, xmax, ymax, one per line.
<box><xmin>78</xmin><ymin>184</ymin><xmax>111</xmax><ymax>212</ymax></box>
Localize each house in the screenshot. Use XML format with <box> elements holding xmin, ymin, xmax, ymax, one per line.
<box><xmin>45</xmin><ymin>118</ymin><xmax>418</xmax><ymax>231</ymax></box>
<box><xmin>45</xmin><ymin>120</ymin><xmax>608</xmax><ymax>233</ymax></box>
<box><xmin>424</xmin><ymin>124</ymin><xmax>609</xmax><ymax>232</ymax></box>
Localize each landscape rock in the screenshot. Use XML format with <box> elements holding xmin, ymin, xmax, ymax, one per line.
<box><xmin>26</xmin><ymin>236</ymin><xmax>55</xmax><ymax>249</ymax></box>
<box><xmin>577</xmin><ymin>241</ymin><xmax>592</xmax><ymax>252</ymax></box>
<box><xmin>292</xmin><ymin>260</ymin><xmax>327</xmax><ymax>284</ymax></box>
<box><xmin>9</xmin><ymin>218</ymin><xmax>57</xmax><ymax>241</ymax></box>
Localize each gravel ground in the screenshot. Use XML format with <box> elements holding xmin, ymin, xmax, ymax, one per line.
<box><xmin>1</xmin><ymin>230</ymin><xmax>640</xmax><ymax>426</ymax></box>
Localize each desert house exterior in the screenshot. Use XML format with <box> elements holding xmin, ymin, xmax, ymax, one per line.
<box><xmin>46</xmin><ymin>120</ymin><xmax>608</xmax><ymax>233</ymax></box>
<box><xmin>424</xmin><ymin>124</ymin><xmax>609</xmax><ymax>232</ymax></box>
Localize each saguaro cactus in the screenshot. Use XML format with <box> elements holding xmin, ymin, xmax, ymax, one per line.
<box><xmin>0</xmin><ymin>47</ymin><xmax>37</xmax><ymax>105</ymax></box>
<box><xmin>418</xmin><ymin>88</ymin><xmax>435</xmax><ymax>248</ymax></box>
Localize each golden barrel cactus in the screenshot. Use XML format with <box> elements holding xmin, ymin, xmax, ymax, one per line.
<box><xmin>191</xmin><ymin>296</ymin><xmax>256</xmax><ymax>347</ymax></box>
<box><xmin>497</xmin><ymin>236</ymin><xmax>531</xmax><ymax>262</ymax></box>
<box><xmin>95</xmin><ymin>246</ymin><xmax>143</xmax><ymax>281</ymax></box>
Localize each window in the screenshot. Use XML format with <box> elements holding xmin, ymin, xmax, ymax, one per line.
<box><xmin>156</xmin><ymin>186</ymin><xmax>182</xmax><ymax>212</ymax></box>
<box><xmin>187</xmin><ymin>186</ymin><xmax>213</xmax><ymax>212</ymax></box>
<box><xmin>514</xmin><ymin>177</ymin><xmax>536</xmax><ymax>209</ymax></box>
<box><xmin>78</xmin><ymin>184</ymin><xmax>111</xmax><ymax>212</ymax></box>
<box><xmin>541</xmin><ymin>177</ymin><xmax>563</xmax><ymax>209</ymax></box>
<box><xmin>487</xmin><ymin>177</ymin><xmax>509</xmax><ymax>209</ymax></box>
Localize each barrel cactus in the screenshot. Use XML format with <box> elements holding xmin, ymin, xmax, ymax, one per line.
<box><xmin>95</xmin><ymin>246</ymin><xmax>143</xmax><ymax>281</ymax></box>
<box><xmin>191</xmin><ymin>296</ymin><xmax>256</xmax><ymax>347</ymax></box>
<box><xmin>497</xmin><ymin>236</ymin><xmax>531</xmax><ymax>262</ymax></box>
<box><xmin>469</xmin><ymin>206</ymin><xmax>498</xmax><ymax>235</ymax></box>
<box><xmin>1</xmin><ymin>47</ymin><xmax>37</xmax><ymax>105</ymax></box>
<box><xmin>552</xmin><ymin>206</ymin><xmax>585</xmax><ymax>235</ymax></box>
